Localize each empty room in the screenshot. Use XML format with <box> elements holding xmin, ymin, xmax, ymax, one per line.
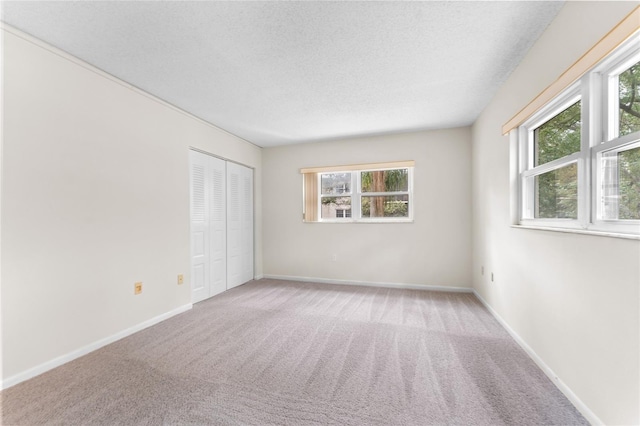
<box><xmin>1</xmin><ymin>1</ymin><xmax>639</xmax><ymax>425</ymax></box>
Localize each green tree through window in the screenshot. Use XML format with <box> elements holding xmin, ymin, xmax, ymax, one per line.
<box><xmin>534</xmin><ymin>101</ymin><xmax>581</xmax><ymax>166</ymax></box>
<box><xmin>619</xmin><ymin>62</ymin><xmax>640</xmax><ymax>136</ymax></box>
<box><xmin>533</xmin><ymin>102</ymin><xmax>581</xmax><ymax>218</ymax></box>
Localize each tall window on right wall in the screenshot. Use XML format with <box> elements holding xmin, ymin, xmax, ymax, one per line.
<box><xmin>516</xmin><ymin>30</ymin><xmax>640</xmax><ymax>236</ymax></box>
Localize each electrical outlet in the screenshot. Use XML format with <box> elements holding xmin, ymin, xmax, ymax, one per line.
<box><xmin>491</xmin><ymin>273</ymin><xmax>494</xmax><ymax>282</ymax></box>
<box><xmin>134</xmin><ymin>282</ymin><xmax>143</xmax><ymax>295</ymax></box>
<box><xmin>177</xmin><ymin>274</ymin><xmax>184</xmax><ymax>285</ymax></box>
<box><xmin>331</xmin><ymin>254</ymin><xmax>337</xmax><ymax>262</ymax></box>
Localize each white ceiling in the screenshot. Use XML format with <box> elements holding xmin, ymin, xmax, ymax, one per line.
<box><xmin>1</xmin><ymin>1</ymin><xmax>564</xmax><ymax>147</ymax></box>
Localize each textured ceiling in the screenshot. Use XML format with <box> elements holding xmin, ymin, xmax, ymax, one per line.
<box><xmin>1</xmin><ymin>1</ymin><xmax>564</xmax><ymax>147</ymax></box>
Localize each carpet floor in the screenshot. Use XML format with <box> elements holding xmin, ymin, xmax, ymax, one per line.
<box><xmin>1</xmin><ymin>279</ymin><xmax>587</xmax><ymax>425</ymax></box>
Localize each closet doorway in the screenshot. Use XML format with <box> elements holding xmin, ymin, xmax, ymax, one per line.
<box><xmin>189</xmin><ymin>149</ymin><xmax>254</xmax><ymax>303</ymax></box>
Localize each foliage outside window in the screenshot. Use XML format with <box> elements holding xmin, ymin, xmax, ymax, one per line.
<box><xmin>618</xmin><ymin>62</ymin><xmax>640</xmax><ymax>137</ymax></box>
<box><xmin>302</xmin><ymin>162</ymin><xmax>414</xmax><ymax>223</ymax></box>
<box><xmin>517</xmin><ymin>35</ymin><xmax>639</xmax><ymax>236</ymax></box>
<box><xmin>360</xmin><ymin>169</ymin><xmax>409</xmax><ymax>218</ymax></box>
<box><xmin>533</xmin><ymin>101</ymin><xmax>581</xmax><ymax>219</ymax></box>
<box><xmin>534</xmin><ymin>101</ymin><xmax>582</xmax><ymax>167</ymax></box>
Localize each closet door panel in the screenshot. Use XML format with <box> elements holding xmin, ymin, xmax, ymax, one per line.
<box><xmin>190</xmin><ymin>150</ymin><xmax>210</xmax><ymax>303</ymax></box>
<box><xmin>208</xmin><ymin>156</ymin><xmax>227</xmax><ymax>297</ymax></box>
<box><xmin>226</xmin><ymin>164</ymin><xmax>243</xmax><ymax>289</ymax></box>
<box><xmin>241</xmin><ymin>168</ymin><xmax>254</xmax><ymax>284</ymax></box>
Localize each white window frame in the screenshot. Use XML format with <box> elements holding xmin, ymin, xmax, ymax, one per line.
<box><xmin>317</xmin><ymin>167</ymin><xmax>414</xmax><ymax>223</ymax></box>
<box><xmin>519</xmin><ymin>85</ymin><xmax>585</xmax><ymax>229</ymax></box>
<box><xmin>516</xmin><ymin>32</ymin><xmax>640</xmax><ymax>237</ymax></box>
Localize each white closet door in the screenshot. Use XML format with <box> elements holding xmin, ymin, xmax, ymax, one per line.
<box><xmin>208</xmin><ymin>156</ymin><xmax>227</xmax><ymax>297</ymax></box>
<box><xmin>190</xmin><ymin>150</ymin><xmax>227</xmax><ymax>302</ymax></box>
<box><xmin>240</xmin><ymin>166</ymin><xmax>254</xmax><ymax>284</ymax></box>
<box><xmin>227</xmin><ymin>162</ymin><xmax>253</xmax><ymax>289</ymax></box>
<box><xmin>190</xmin><ymin>150</ymin><xmax>211</xmax><ymax>303</ymax></box>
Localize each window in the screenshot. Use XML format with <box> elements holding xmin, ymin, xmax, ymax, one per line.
<box><xmin>320</xmin><ymin>172</ymin><xmax>352</xmax><ymax>220</ymax></box>
<box><xmin>516</xmin><ymin>32</ymin><xmax>639</xmax><ymax>236</ymax></box>
<box><xmin>301</xmin><ymin>161</ymin><xmax>414</xmax><ymax>222</ymax></box>
<box><xmin>360</xmin><ymin>169</ymin><xmax>410</xmax><ymax>219</ymax></box>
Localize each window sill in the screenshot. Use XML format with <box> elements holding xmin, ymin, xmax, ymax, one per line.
<box><xmin>305</xmin><ymin>220</ymin><xmax>415</xmax><ymax>224</ymax></box>
<box><xmin>511</xmin><ymin>224</ymin><xmax>640</xmax><ymax>240</ymax></box>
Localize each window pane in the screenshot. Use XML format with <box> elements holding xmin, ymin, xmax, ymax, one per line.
<box><xmin>535</xmin><ymin>163</ymin><xmax>578</xmax><ymax>219</ymax></box>
<box><xmin>361</xmin><ymin>195</ymin><xmax>409</xmax><ymax>218</ymax></box>
<box><xmin>361</xmin><ymin>169</ymin><xmax>409</xmax><ymax>192</ymax></box>
<box><xmin>534</xmin><ymin>101</ymin><xmax>581</xmax><ymax>166</ymax></box>
<box><xmin>619</xmin><ymin>62</ymin><xmax>640</xmax><ymax>137</ymax></box>
<box><xmin>321</xmin><ymin>173</ymin><xmax>351</xmax><ymax>195</ymax></box>
<box><xmin>321</xmin><ymin>196</ymin><xmax>351</xmax><ymax>219</ymax></box>
<box><xmin>619</xmin><ymin>147</ymin><xmax>640</xmax><ymax>219</ymax></box>
<box><xmin>602</xmin><ymin>146</ymin><xmax>640</xmax><ymax>220</ymax></box>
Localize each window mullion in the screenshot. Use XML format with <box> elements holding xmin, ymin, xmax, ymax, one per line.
<box><xmin>317</xmin><ymin>173</ymin><xmax>322</xmax><ymax>222</ymax></box>
<box><xmin>361</xmin><ymin>191</ymin><xmax>409</xmax><ymax>197</ymax></box>
<box><xmin>606</xmin><ymin>73</ymin><xmax>618</xmax><ymax>141</ymax></box>
<box><xmin>353</xmin><ymin>172</ymin><xmax>360</xmax><ymax>219</ymax></box>
<box><xmin>579</xmin><ymin>76</ymin><xmax>592</xmax><ymax>228</ymax></box>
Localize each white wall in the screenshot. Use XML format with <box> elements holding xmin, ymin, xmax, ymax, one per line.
<box><xmin>1</xmin><ymin>27</ymin><xmax>262</xmax><ymax>382</ymax></box>
<box><xmin>472</xmin><ymin>2</ymin><xmax>639</xmax><ymax>425</ymax></box>
<box><xmin>262</xmin><ymin>128</ymin><xmax>472</xmax><ymax>289</ymax></box>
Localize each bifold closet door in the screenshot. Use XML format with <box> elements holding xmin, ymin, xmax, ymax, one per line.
<box><xmin>190</xmin><ymin>150</ymin><xmax>227</xmax><ymax>303</ymax></box>
<box><xmin>226</xmin><ymin>162</ymin><xmax>254</xmax><ymax>289</ymax></box>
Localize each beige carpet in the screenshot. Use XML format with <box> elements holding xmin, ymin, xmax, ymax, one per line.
<box><xmin>1</xmin><ymin>279</ymin><xmax>587</xmax><ymax>425</ymax></box>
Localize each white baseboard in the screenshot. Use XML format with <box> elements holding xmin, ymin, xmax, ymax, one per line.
<box><xmin>1</xmin><ymin>303</ymin><xmax>192</xmax><ymax>390</ymax></box>
<box><xmin>261</xmin><ymin>274</ymin><xmax>473</xmax><ymax>293</ymax></box>
<box><xmin>472</xmin><ymin>290</ymin><xmax>602</xmax><ymax>426</ymax></box>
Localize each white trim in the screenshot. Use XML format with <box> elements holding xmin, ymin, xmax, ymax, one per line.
<box><xmin>472</xmin><ymin>290</ymin><xmax>603</xmax><ymax>426</ymax></box>
<box><xmin>509</xmin><ymin>129</ymin><xmax>520</xmax><ymax>225</ymax></box>
<box><xmin>1</xmin><ymin>304</ymin><xmax>192</xmax><ymax>390</ymax></box>
<box><xmin>261</xmin><ymin>275</ymin><xmax>473</xmax><ymax>293</ymax></box>
<box><xmin>511</xmin><ymin>224</ymin><xmax>640</xmax><ymax>240</ymax></box>
<box><xmin>318</xmin><ymin>218</ymin><xmax>415</xmax><ymax>224</ymax></box>
<box><xmin>0</xmin><ymin>20</ymin><xmax>5</xmax><ymax>387</ymax></box>
<box><xmin>0</xmin><ymin>23</ymin><xmax>259</xmax><ymax>149</ymax></box>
